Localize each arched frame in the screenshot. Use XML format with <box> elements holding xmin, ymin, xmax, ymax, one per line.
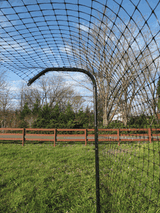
<box><xmin>28</xmin><ymin>67</ymin><xmax>100</xmax><ymax>213</ymax></box>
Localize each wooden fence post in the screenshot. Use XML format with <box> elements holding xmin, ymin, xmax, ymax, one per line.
<box><xmin>54</xmin><ymin>129</ymin><xmax>57</xmax><ymax>147</ymax></box>
<box><xmin>22</xmin><ymin>128</ymin><xmax>25</xmax><ymax>146</ymax></box>
<box><xmin>85</xmin><ymin>129</ymin><xmax>88</xmax><ymax>146</ymax></box>
<box><xmin>117</xmin><ymin>129</ymin><xmax>120</xmax><ymax>146</ymax></box>
<box><xmin>148</xmin><ymin>128</ymin><xmax>152</xmax><ymax>144</ymax></box>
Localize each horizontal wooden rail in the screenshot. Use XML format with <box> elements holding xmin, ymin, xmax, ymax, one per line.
<box><xmin>0</xmin><ymin>128</ymin><xmax>159</xmax><ymax>146</ymax></box>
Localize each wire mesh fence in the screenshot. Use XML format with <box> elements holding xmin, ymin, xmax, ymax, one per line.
<box><xmin>0</xmin><ymin>0</ymin><xmax>160</xmax><ymax>212</ymax></box>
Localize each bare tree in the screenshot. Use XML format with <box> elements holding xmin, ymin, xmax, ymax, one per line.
<box><xmin>0</xmin><ymin>70</ymin><xmax>14</xmax><ymax>128</ymax></box>
<box><xmin>64</xmin><ymin>9</ymin><xmax>159</xmax><ymax>127</ymax></box>
<box><xmin>116</xmin><ymin>23</ymin><xmax>160</xmax><ymax>125</ymax></box>
<box><xmin>18</xmin><ymin>74</ymin><xmax>86</xmax><ymax>114</ymax></box>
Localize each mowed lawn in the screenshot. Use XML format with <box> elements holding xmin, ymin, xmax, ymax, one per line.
<box><xmin>0</xmin><ymin>141</ymin><xmax>160</xmax><ymax>213</ymax></box>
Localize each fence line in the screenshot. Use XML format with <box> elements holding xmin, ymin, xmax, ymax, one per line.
<box><xmin>0</xmin><ymin>128</ymin><xmax>159</xmax><ymax>146</ymax></box>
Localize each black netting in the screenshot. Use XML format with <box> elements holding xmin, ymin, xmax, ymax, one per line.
<box><xmin>1</xmin><ymin>0</ymin><xmax>160</xmax><ymax>212</ymax></box>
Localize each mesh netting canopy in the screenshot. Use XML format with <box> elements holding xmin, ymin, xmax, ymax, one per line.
<box><xmin>0</xmin><ymin>0</ymin><xmax>159</xmax><ymax>78</ymax></box>
<box><xmin>1</xmin><ymin>1</ymin><xmax>160</xmax><ymax>212</ymax></box>
<box><xmin>1</xmin><ymin>0</ymin><xmax>160</xmax><ymax>121</ymax></box>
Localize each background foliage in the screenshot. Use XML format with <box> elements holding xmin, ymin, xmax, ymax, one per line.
<box><xmin>15</xmin><ymin>99</ymin><xmax>160</xmax><ymax>135</ymax></box>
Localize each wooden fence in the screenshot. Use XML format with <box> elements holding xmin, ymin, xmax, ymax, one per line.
<box><xmin>0</xmin><ymin>128</ymin><xmax>160</xmax><ymax>147</ymax></box>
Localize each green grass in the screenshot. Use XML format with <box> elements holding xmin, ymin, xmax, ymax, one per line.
<box><xmin>99</xmin><ymin>141</ymin><xmax>160</xmax><ymax>213</ymax></box>
<box><xmin>0</xmin><ymin>141</ymin><xmax>160</xmax><ymax>212</ymax></box>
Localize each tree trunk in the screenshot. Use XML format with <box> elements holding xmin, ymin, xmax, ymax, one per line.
<box><xmin>103</xmin><ymin>103</ymin><xmax>109</xmax><ymax>126</ymax></box>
